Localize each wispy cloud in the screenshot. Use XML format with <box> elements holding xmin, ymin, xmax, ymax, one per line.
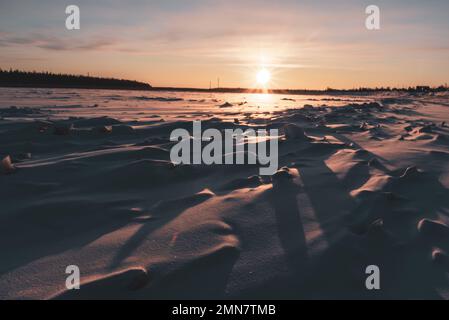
<box><xmin>0</xmin><ymin>33</ymin><xmax>116</xmax><ymax>51</ymax></box>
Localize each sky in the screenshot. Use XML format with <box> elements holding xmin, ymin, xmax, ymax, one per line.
<box><xmin>0</xmin><ymin>0</ymin><xmax>448</xmax><ymax>89</ymax></box>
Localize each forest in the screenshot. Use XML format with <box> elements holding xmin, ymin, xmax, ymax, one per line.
<box><xmin>0</xmin><ymin>69</ymin><xmax>152</xmax><ymax>91</ymax></box>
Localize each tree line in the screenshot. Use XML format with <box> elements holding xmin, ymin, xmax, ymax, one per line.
<box><xmin>0</xmin><ymin>69</ymin><xmax>152</xmax><ymax>90</ymax></box>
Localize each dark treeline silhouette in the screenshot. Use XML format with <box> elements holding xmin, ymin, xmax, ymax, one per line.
<box><xmin>0</xmin><ymin>69</ymin><xmax>152</xmax><ymax>91</ymax></box>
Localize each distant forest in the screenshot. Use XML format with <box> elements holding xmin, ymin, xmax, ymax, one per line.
<box><xmin>0</xmin><ymin>69</ymin><xmax>152</xmax><ymax>91</ymax></box>
<box><xmin>154</xmin><ymin>85</ymin><xmax>449</xmax><ymax>95</ymax></box>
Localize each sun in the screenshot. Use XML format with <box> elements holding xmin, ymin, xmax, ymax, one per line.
<box><xmin>256</xmin><ymin>69</ymin><xmax>271</xmax><ymax>86</ymax></box>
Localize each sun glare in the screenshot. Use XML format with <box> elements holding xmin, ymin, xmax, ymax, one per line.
<box><xmin>256</xmin><ymin>69</ymin><xmax>271</xmax><ymax>87</ymax></box>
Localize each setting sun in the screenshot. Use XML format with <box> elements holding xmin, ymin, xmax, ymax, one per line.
<box><xmin>256</xmin><ymin>69</ymin><xmax>271</xmax><ymax>86</ymax></box>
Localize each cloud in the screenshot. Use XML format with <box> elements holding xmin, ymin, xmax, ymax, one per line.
<box><xmin>0</xmin><ymin>33</ymin><xmax>116</xmax><ymax>51</ymax></box>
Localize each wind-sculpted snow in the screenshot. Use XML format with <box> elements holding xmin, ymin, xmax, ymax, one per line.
<box><xmin>0</xmin><ymin>88</ymin><xmax>448</xmax><ymax>299</ymax></box>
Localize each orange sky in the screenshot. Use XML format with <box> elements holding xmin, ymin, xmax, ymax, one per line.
<box><xmin>1</xmin><ymin>0</ymin><xmax>448</xmax><ymax>89</ymax></box>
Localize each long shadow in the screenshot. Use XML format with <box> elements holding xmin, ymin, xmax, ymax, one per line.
<box><xmin>271</xmin><ymin>180</ymin><xmax>308</xmax><ymax>272</ymax></box>
<box><xmin>0</xmin><ymin>195</ymin><xmax>139</xmax><ymax>277</ymax></box>
<box><xmin>109</xmin><ymin>192</ymin><xmax>213</xmax><ymax>269</ymax></box>
<box><xmin>293</xmin><ymin>136</ymin><xmax>448</xmax><ymax>299</ymax></box>
<box><xmin>238</xmin><ymin>130</ymin><xmax>448</xmax><ymax>299</ymax></box>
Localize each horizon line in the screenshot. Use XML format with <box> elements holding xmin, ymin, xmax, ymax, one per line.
<box><xmin>1</xmin><ymin>68</ymin><xmax>448</xmax><ymax>93</ymax></box>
